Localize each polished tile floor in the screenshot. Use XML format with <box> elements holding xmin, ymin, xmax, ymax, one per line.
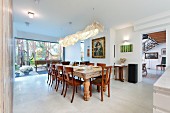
<box><xmin>13</xmin><ymin>71</ymin><xmax>160</xmax><ymax>113</ymax></box>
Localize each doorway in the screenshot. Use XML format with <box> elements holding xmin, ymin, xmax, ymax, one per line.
<box><xmin>142</xmin><ymin>31</ymin><xmax>166</xmax><ymax>84</ymax></box>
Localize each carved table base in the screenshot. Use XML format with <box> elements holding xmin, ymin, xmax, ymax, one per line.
<box><xmin>83</xmin><ymin>79</ymin><xmax>90</xmax><ymax>101</ymax></box>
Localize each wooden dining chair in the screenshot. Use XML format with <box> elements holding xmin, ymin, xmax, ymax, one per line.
<box><xmin>90</xmin><ymin>66</ymin><xmax>112</xmax><ymax>101</ymax></box>
<box><xmin>63</xmin><ymin>67</ymin><xmax>83</xmax><ymax>103</ymax></box>
<box><xmin>73</xmin><ymin>62</ymin><xmax>79</xmax><ymax>66</ymax></box>
<box><xmin>55</xmin><ymin>65</ymin><xmax>65</xmax><ymax>95</ymax></box>
<box><xmin>87</xmin><ymin>63</ymin><xmax>95</xmax><ymax>66</ymax></box>
<box><xmin>47</xmin><ymin>63</ymin><xmax>52</xmax><ymax>85</ymax></box>
<box><xmin>50</xmin><ymin>64</ymin><xmax>57</xmax><ymax>87</ymax></box>
<box><xmin>80</xmin><ymin>62</ymin><xmax>86</xmax><ymax>65</ymax></box>
<box><xmin>61</xmin><ymin>61</ymin><xmax>70</xmax><ymax>65</ymax></box>
<box><xmin>97</xmin><ymin>63</ymin><xmax>106</xmax><ymax>67</ymax></box>
<box><xmin>95</xmin><ymin>63</ymin><xmax>107</xmax><ymax>91</ymax></box>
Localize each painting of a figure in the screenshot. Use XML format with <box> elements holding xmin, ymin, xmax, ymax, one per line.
<box><xmin>92</xmin><ymin>37</ymin><xmax>105</xmax><ymax>58</ymax></box>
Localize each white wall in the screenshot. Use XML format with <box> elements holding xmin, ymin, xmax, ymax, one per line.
<box><xmin>84</xmin><ymin>39</ymin><xmax>90</xmax><ymax>61</ymax></box>
<box><xmin>110</xmin><ymin>28</ymin><xmax>116</xmax><ymax>65</ymax></box>
<box><xmin>143</xmin><ymin>43</ymin><xmax>166</xmax><ymax>69</ymax></box>
<box><xmin>65</xmin><ymin>30</ymin><xmax>111</xmax><ymax>65</ymax></box>
<box><xmin>17</xmin><ymin>31</ymin><xmax>59</xmax><ymax>42</ymax></box>
<box><xmin>65</xmin><ymin>41</ymin><xmax>81</xmax><ymax>63</ymax></box>
<box><xmin>114</xmin><ymin>26</ymin><xmax>142</xmax><ymax>82</ymax></box>
<box><xmin>13</xmin><ymin>23</ymin><xmax>17</xmax><ymax>38</ymax></box>
<box><xmin>89</xmin><ymin>30</ymin><xmax>111</xmax><ymax>65</ymax></box>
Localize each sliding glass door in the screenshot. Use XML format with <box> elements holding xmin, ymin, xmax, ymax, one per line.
<box><xmin>15</xmin><ymin>38</ymin><xmax>63</xmax><ymax>67</ymax></box>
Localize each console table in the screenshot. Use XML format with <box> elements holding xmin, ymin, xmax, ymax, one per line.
<box><xmin>114</xmin><ymin>64</ymin><xmax>128</xmax><ymax>82</ymax></box>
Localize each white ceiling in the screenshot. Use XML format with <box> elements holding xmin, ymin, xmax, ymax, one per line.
<box><xmin>13</xmin><ymin>0</ymin><xmax>170</xmax><ymax>37</ymax></box>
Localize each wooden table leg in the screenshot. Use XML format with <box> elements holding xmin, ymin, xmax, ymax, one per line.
<box><xmin>119</xmin><ymin>67</ymin><xmax>124</xmax><ymax>82</ymax></box>
<box><xmin>103</xmin><ymin>85</ymin><xmax>107</xmax><ymax>92</ymax></box>
<box><xmin>83</xmin><ymin>79</ymin><xmax>90</xmax><ymax>101</ymax></box>
<box><xmin>114</xmin><ymin>67</ymin><xmax>117</xmax><ymax>80</ymax></box>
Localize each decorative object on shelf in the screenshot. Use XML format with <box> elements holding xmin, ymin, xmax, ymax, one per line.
<box><xmin>161</xmin><ymin>48</ymin><xmax>166</xmax><ymax>55</ymax></box>
<box><xmin>19</xmin><ymin>66</ymin><xmax>33</xmax><ymax>75</ymax></box>
<box><xmin>59</xmin><ymin>21</ymin><xmax>104</xmax><ymax>47</ymax></box>
<box><xmin>145</xmin><ymin>52</ymin><xmax>158</xmax><ymax>59</ymax></box>
<box><xmin>92</xmin><ymin>37</ymin><xmax>105</xmax><ymax>58</ymax></box>
<box><xmin>120</xmin><ymin>44</ymin><xmax>133</xmax><ymax>52</ymax></box>
<box><xmin>119</xmin><ymin>58</ymin><xmax>126</xmax><ymax>65</ymax></box>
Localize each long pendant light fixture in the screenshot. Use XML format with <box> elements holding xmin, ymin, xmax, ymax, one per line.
<box><xmin>59</xmin><ymin>21</ymin><xmax>104</xmax><ymax>47</ymax></box>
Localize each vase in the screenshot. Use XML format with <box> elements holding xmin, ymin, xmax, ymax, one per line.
<box><xmin>121</xmin><ymin>63</ymin><xmax>125</xmax><ymax>65</ymax></box>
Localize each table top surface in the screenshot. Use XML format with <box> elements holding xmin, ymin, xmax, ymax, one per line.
<box><xmin>55</xmin><ymin>64</ymin><xmax>103</xmax><ymax>79</ymax></box>
<box><xmin>55</xmin><ymin>64</ymin><xmax>102</xmax><ymax>73</ymax></box>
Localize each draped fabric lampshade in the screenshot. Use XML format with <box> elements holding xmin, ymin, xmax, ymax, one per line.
<box><xmin>59</xmin><ymin>21</ymin><xmax>104</xmax><ymax>47</ymax></box>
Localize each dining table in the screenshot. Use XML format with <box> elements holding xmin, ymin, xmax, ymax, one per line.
<box><xmin>57</xmin><ymin>64</ymin><xmax>103</xmax><ymax>101</ymax></box>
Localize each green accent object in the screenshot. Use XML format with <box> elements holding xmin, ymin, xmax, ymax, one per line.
<box><xmin>120</xmin><ymin>44</ymin><xmax>133</xmax><ymax>52</ymax></box>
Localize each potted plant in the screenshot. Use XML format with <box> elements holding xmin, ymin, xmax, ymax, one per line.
<box><xmin>19</xmin><ymin>66</ymin><xmax>33</xmax><ymax>75</ymax></box>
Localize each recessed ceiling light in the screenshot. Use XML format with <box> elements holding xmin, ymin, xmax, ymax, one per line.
<box><xmin>28</xmin><ymin>12</ymin><xmax>34</xmax><ymax>18</ymax></box>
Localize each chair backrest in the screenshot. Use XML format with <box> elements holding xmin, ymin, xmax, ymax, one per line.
<box><xmin>56</xmin><ymin>65</ymin><xmax>63</xmax><ymax>77</ymax></box>
<box><xmin>51</xmin><ymin>64</ymin><xmax>56</xmax><ymax>75</ymax></box>
<box><xmin>62</xmin><ymin>61</ymin><xmax>70</xmax><ymax>65</ymax></box>
<box><xmin>80</xmin><ymin>62</ymin><xmax>86</xmax><ymax>65</ymax></box>
<box><xmin>97</xmin><ymin>63</ymin><xmax>106</xmax><ymax>67</ymax></box>
<box><xmin>47</xmin><ymin>63</ymin><xmax>51</xmax><ymax>73</ymax></box>
<box><xmin>161</xmin><ymin>57</ymin><xmax>166</xmax><ymax>64</ymax></box>
<box><xmin>52</xmin><ymin>60</ymin><xmax>61</xmax><ymax>64</ymax></box>
<box><xmin>73</xmin><ymin>62</ymin><xmax>79</xmax><ymax>66</ymax></box>
<box><xmin>87</xmin><ymin>63</ymin><xmax>94</xmax><ymax>66</ymax></box>
<box><xmin>84</xmin><ymin>61</ymin><xmax>90</xmax><ymax>65</ymax></box>
<box><xmin>102</xmin><ymin>66</ymin><xmax>112</xmax><ymax>85</ymax></box>
<box><xmin>64</xmin><ymin>67</ymin><xmax>74</xmax><ymax>83</ymax></box>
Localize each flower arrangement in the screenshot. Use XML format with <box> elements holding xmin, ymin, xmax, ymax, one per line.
<box><xmin>120</xmin><ymin>58</ymin><xmax>126</xmax><ymax>64</ymax></box>
<box><xmin>19</xmin><ymin>66</ymin><xmax>33</xmax><ymax>75</ymax></box>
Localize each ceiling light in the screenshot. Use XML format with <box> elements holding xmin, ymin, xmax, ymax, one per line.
<box><xmin>28</xmin><ymin>12</ymin><xmax>34</xmax><ymax>18</ymax></box>
<box><xmin>59</xmin><ymin>21</ymin><xmax>104</xmax><ymax>47</ymax></box>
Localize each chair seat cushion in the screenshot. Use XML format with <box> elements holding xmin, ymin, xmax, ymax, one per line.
<box><xmin>156</xmin><ymin>64</ymin><xmax>166</xmax><ymax>67</ymax></box>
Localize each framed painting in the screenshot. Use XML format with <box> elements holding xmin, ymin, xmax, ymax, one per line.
<box><xmin>145</xmin><ymin>52</ymin><xmax>158</xmax><ymax>59</ymax></box>
<box><xmin>92</xmin><ymin>37</ymin><xmax>105</xmax><ymax>58</ymax></box>
<box><xmin>120</xmin><ymin>44</ymin><xmax>133</xmax><ymax>52</ymax></box>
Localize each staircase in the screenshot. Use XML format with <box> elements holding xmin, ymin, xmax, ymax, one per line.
<box><xmin>142</xmin><ymin>34</ymin><xmax>159</xmax><ymax>52</ymax></box>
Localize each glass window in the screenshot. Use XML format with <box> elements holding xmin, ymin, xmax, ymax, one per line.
<box><xmin>15</xmin><ymin>38</ymin><xmax>63</xmax><ymax>67</ymax></box>
<box><xmin>80</xmin><ymin>41</ymin><xmax>84</xmax><ymax>61</ymax></box>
